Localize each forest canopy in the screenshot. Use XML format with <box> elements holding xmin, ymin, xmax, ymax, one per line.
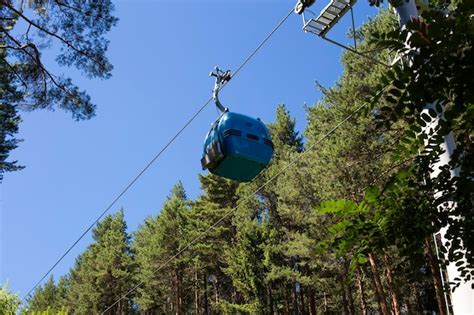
<box><xmin>19</xmin><ymin>1</ymin><xmax>473</xmax><ymax>313</ymax></box>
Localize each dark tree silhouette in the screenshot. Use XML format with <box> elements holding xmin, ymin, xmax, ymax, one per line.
<box><xmin>0</xmin><ymin>0</ymin><xmax>118</xmax><ymax>179</ymax></box>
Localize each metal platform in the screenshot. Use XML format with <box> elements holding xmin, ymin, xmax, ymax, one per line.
<box><xmin>303</xmin><ymin>0</ymin><xmax>357</xmax><ymax>37</ymax></box>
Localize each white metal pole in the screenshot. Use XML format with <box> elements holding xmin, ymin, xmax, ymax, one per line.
<box><xmin>393</xmin><ymin>1</ymin><xmax>474</xmax><ymax>314</ymax></box>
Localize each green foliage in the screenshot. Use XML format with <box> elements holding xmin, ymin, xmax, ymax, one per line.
<box><xmin>20</xmin><ymin>6</ymin><xmax>456</xmax><ymax>314</ymax></box>
<box><xmin>0</xmin><ymin>1</ymin><xmax>117</xmax><ymax>178</ymax></box>
<box><xmin>133</xmin><ymin>181</ymin><xmax>192</xmax><ymax>313</ymax></box>
<box><xmin>304</xmin><ymin>8</ymin><xmax>446</xmax><ymax>312</ymax></box>
<box><xmin>269</xmin><ymin>104</ymin><xmax>304</xmax><ymax>154</ymax></box>
<box><xmin>22</xmin><ymin>307</ymin><xmax>69</xmax><ymax>315</ymax></box>
<box><xmin>0</xmin><ymin>283</ymin><xmax>21</xmax><ymax>314</ymax></box>
<box><xmin>66</xmin><ymin>210</ymin><xmax>134</xmax><ymax>313</ymax></box>
<box><xmin>365</xmin><ymin>0</ymin><xmax>474</xmax><ymax>286</ymax></box>
<box><xmin>224</xmin><ymin>217</ymin><xmax>267</xmax><ymax>305</ymax></box>
<box><xmin>25</xmin><ymin>276</ymin><xmax>68</xmax><ymax>313</ymax></box>
<box><xmin>221</xmin><ymin>103</ymin><xmax>318</xmax><ymax>313</ymax></box>
<box><xmin>215</xmin><ymin>299</ymin><xmax>260</xmax><ymax>314</ymax></box>
<box><xmin>0</xmin><ymin>47</ymin><xmax>23</xmax><ymax>181</ymax></box>
<box><xmin>188</xmin><ymin>176</ymin><xmax>240</xmax><ymax>313</ymax></box>
<box><xmin>198</xmin><ymin>173</ymin><xmax>239</xmax><ymax>209</ymax></box>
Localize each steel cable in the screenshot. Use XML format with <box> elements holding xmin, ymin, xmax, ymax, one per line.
<box><xmin>23</xmin><ymin>7</ymin><xmax>294</xmax><ymax>301</ymax></box>
<box><xmin>101</xmin><ymin>82</ymin><xmax>393</xmax><ymax>314</ymax></box>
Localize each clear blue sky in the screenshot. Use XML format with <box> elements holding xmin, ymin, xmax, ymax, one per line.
<box><xmin>1</xmin><ymin>0</ymin><xmax>381</xmax><ymax>297</ymax></box>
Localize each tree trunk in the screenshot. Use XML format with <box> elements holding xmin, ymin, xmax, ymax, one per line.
<box><xmin>348</xmin><ymin>284</ymin><xmax>356</xmax><ymax>315</ymax></box>
<box><xmin>383</xmin><ymin>254</ymin><xmax>401</xmax><ymax>315</ymax></box>
<box><xmin>368</xmin><ymin>252</ymin><xmax>390</xmax><ymax>315</ymax></box>
<box><xmin>356</xmin><ymin>267</ymin><xmax>368</xmax><ymax>315</ymax></box>
<box><xmin>292</xmin><ymin>282</ymin><xmax>299</xmax><ymax>314</ymax></box>
<box><xmin>309</xmin><ymin>288</ymin><xmax>317</xmax><ymax>315</ymax></box>
<box><xmin>195</xmin><ymin>271</ymin><xmax>200</xmax><ymax>315</ymax></box>
<box><xmin>300</xmin><ymin>283</ymin><xmax>306</xmax><ymax>315</ymax></box>
<box><xmin>204</xmin><ymin>273</ymin><xmax>209</xmax><ymax>315</ymax></box>
<box><xmin>285</xmin><ymin>290</ymin><xmax>290</xmax><ymax>315</ymax></box>
<box><xmin>424</xmin><ymin>237</ymin><xmax>447</xmax><ymax>315</ymax></box>
<box><xmin>343</xmin><ymin>260</ymin><xmax>356</xmax><ymax>315</ymax></box>
<box><xmin>340</xmin><ymin>275</ymin><xmax>350</xmax><ymax>315</ymax></box>
<box><xmin>176</xmin><ymin>269</ymin><xmax>182</xmax><ymax>315</ymax></box>
<box><xmin>268</xmin><ymin>286</ymin><xmax>274</xmax><ymax>314</ymax></box>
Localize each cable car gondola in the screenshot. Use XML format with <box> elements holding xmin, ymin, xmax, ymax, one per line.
<box><xmin>201</xmin><ymin>67</ymin><xmax>274</xmax><ymax>182</ymax></box>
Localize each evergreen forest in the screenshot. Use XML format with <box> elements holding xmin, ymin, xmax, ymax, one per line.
<box><xmin>2</xmin><ymin>0</ymin><xmax>473</xmax><ymax>314</ymax></box>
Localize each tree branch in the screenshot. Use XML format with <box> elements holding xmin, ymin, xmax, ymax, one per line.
<box><xmin>26</xmin><ymin>42</ymin><xmax>48</xmax><ymax>96</ymax></box>
<box><xmin>0</xmin><ymin>26</ymin><xmax>24</xmax><ymax>47</ymax></box>
<box><xmin>0</xmin><ymin>44</ymin><xmax>21</xmax><ymax>50</ymax></box>
<box><xmin>25</xmin><ymin>22</ymin><xmax>31</xmax><ymax>41</ymax></box>
<box><xmin>0</xmin><ymin>56</ymin><xmax>28</xmax><ymax>89</ymax></box>
<box><xmin>356</xmin><ymin>156</ymin><xmax>416</xmax><ymax>196</ymax></box>
<box><xmin>2</xmin><ymin>1</ymin><xmax>98</xmax><ymax>64</ymax></box>
<box><xmin>53</xmin><ymin>0</ymin><xmax>100</xmax><ymax>18</ymax></box>
<box><xmin>1</xmin><ymin>26</ymin><xmax>79</xmax><ymax>104</ymax></box>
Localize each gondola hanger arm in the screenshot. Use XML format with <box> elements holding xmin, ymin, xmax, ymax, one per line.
<box><xmin>294</xmin><ymin>0</ymin><xmax>316</xmax><ymax>14</ymax></box>
<box><xmin>210</xmin><ymin>66</ymin><xmax>231</xmax><ymax>113</ymax></box>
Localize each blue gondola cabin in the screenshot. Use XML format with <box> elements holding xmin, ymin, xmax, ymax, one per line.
<box><xmin>201</xmin><ymin>112</ymin><xmax>273</xmax><ymax>182</ymax></box>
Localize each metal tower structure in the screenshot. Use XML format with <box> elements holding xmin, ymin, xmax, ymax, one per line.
<box><xmin>295</xmin><ymin>0</ymin><xmax>474</xmax><ymax>313</ymax></box>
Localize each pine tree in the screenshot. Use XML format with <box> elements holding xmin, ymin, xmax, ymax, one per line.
<box><xmin>132</xmin><ymin>214</ymin><xmax>169</xmax><ymax>313</ymax></box>
<box><xmin>270</xmin><ymin>104</ymin><xmax>303</xmax><ymax>155</ymax></box>
<box><xmin>222</xmin><ymin>104</ymin><xmax>306</xmax><ymax>313</ymax></box>
<box><xmin>223</xmin><ymin>213</ymin><xmax>268</xmax><ymax>313</ymax></box>
<box><xmin>303</xmin><ymin>10</ymin><xmax>441</xmax><ymax>314</ymax></box>
<box><xmin>198</xmin><ymin>174</ymin><xmax>239</xmax><ymax>209</ymax></box>
<box><xmin>66</xmin><ymin>210</ymin><xmax>135</xmax><ymax>314</ymax></box>
<box><xmin>0</xmin><ymin>45</ymin><xmax>23</xmax><ymax>181</ymax></box>
<box><xmin>10</xmin><ymin>7</ymin><xmax>458</xmax><ymax>314</ymax></box>
<box><xmin>0</xmin><ymin>1</ymin><xmax>117</xmax><ymax>177</ymax></box>
<box><xmin>133</xmin><ymin>182</ymin><xmax>191</xmax><ymax>314</ymax></box>
<box><xmin>25</xmin><ymin>275</ymin><xmax>69</xmax><ymax>313</ymax></box>
<box><xmin>184</xmin><ymin>174</ymin><xmax>240</xmax><ymax>313</ymax></box>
